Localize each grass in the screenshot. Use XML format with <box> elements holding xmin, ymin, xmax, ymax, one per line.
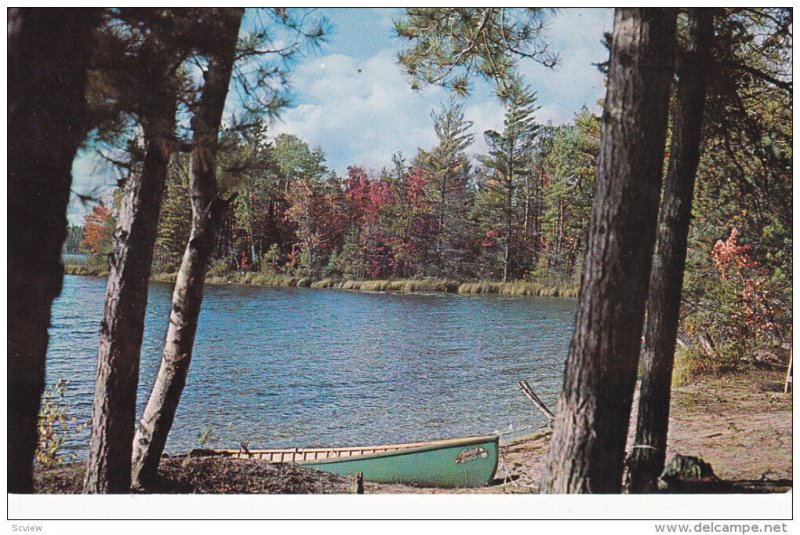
<box><xmin>334</xmin><ymin>278</ymin><xmax>459</xmax><ymax>293</ymax></box>
<box><xmin>458</xmin><ymin>281</ymin><xmax>579</xmax><ymax>298</ymax></box>
<box><xmin>64</xmin><ymin>264</ymin><xmax>107</xmax><ymax>277</ymax></box>
<box><xmin>64</xmin><ymin>266</ymin><xmax>579</xmax><ymax>299</ymax></box>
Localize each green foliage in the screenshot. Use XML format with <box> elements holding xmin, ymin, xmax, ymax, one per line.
<box><xmin>206</xmin><ymin>259</ymin><xmax>230</xmax><ymax>277</ymax></box>
<box><xmin>396</xmin><ymin>8</ymin><xmax>556</xmax><ymax>96</ymax></box>
<box><xmin>678</xmin><ymin>8</ymin><xmax>792</xmax><ymax>376</ymax></box>
<box><xmin>153</xmin><ymin>155</ymin><xmax>192</xmax><ymax>273</ymax></box>
<box><xmin>477</xmin><ymin>79</ymin><xmax>541</xmax><ymax>280</ymax></box>
<box><xmin>261</xmin><ymin>243</ymin><xmax>284</xmax><ymax>274</ymax></box>
<box><xmin>336</xmin><ymin>226</ymin><xmax>366</xmax><ymax>279</ymax></box>
<box><xmin>64</xmin><ymin>225</ymin><xmax>84</xmax><ymax>254</ymax></box>
<box><xmin>36</xmin><ymin>379</ymin><xmax>86</xmax><ymax>466</ymax></box>
<box><xmin>415</xmin><ymin>100</ymin><xmax>475</xmax><ymax>278</ymax></box>
<box><xmin>537</xmin><ymin>108</ymin><xmax>599</xmax><ymax>282</ymax></box>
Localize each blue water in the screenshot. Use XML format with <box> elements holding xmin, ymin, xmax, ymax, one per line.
<box><xmin>46</xmin><ymin>275</ymin><xmax>576</xmax><ymax>457</ymax></box>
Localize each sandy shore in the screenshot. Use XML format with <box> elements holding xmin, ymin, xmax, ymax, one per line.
<box><xmin>366</xmin><ymin>368</ymin><xmax>792</xmax><ymax>493</ymax></box>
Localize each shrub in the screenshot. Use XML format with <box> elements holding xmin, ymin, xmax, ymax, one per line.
<box><xmin>36</xmin><ymin>379</ymin><xmax>87</xmax><ymax>466</ymax></box>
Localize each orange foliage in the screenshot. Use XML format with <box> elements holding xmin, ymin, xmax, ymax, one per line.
<box><xmin>711</xmin><ymin>227</ymin><xmax>778</xmax><ymax>333</ymax></box>
<box><xmin>82</xmin><ymin>204</ymin><xmax>114</xmax><ymax>256</ymax></box>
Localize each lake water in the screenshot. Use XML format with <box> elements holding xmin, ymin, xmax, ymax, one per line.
<box><xmin>46</xmin><ymin>275</ymin><xmax>576</xmax><ymax>457</ymax></box>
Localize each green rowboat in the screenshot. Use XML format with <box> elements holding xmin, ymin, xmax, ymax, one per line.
<box><xmin>191</xmin><ymin>434</ymin><xmax>499</xmax><ymax>488</ymax></box>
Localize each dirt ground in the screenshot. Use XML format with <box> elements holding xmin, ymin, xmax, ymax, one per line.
<box><xmin>34</xmin><ymin>456</ymin><xmax>354</xmax><ymax>494</ymax></box>
<box><xmin>33</xmin><ymin>368</ymin><xmax>791</xmax><ymax>494</ymax></box>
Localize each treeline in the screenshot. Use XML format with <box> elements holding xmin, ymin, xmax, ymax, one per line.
<box><xmin>83</xmin><ymin>97</ymin><xmax>599</xmax><ymax>286</ymax></box>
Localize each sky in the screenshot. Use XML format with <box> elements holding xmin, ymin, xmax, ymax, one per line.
<box><xmin>68</xmin><ymin>8</ymin><xmax>613</xmax><ymax>225</ymax></box>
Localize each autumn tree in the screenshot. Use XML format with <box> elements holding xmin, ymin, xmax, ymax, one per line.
<box><xmin>8</xmin><ymin>8</ymin><xmax>101</xmax><ymax>493</ymax></box>
<box><xmin>681</xmin><ymin>7</ymin><xmax>792</xmax><ymax>367</ymax></box>
<box><xmin>286</xmin><ymin>177</ymin><xmax>341</xmax><ymax>278</ymax></box>
<box><xmin>540</xmin><ymin>8</ymin><xmax>677</xmax><ymax>493</ymax></box>
<box><xmin>81</xmin><ymin>204</ymin><xmax>116</xmax><ymax>258</ymax></box>
<box><xmin>380</xmin><ymin>156</ymin><xmax>435</xmax><ymax>278</ymax></box>
<box><xmin>279</xmin><ymin>137</ymin><xmax>333</xmax><ymax>277</ymax></box>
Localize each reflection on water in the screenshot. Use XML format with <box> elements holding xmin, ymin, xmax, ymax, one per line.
<box><xmin>46</xmin><ymin>275</ymin><xmax>576</xmax><ymax>457</ymax></box>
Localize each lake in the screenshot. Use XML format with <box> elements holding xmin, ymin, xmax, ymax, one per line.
<box><xmin>46</xmin><ymin>275</ymin><xmax>576</xmax><ymax>457</ymax></box>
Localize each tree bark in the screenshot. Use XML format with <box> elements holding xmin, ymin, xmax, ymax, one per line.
<box><xmin>627</xmin><ymin>9</ymin><xmax>714</xmax><ymax>493</ymax></box>
<box><xmin>131</xmin><ymin>8</ymin><xmax>243</xmax><ymax>488</ymax></box>
<box><xmin>8</xmin><ymin>8</ymin><xmax>99</xmax><ymax>493</ymax></box>
<box><xmin>540</xmin><ymin>8</ymin><xmax>676</xmax><ymax>494</ymax></box>
<box><xmin>504</xmin><ymin>173</ymin><xmax>513</xmax><ymax>282</ymax></box>
<box><xmin>83</xmin><ymin>90</ymin><xmax>178</xmax><ymax>492</ymax></box>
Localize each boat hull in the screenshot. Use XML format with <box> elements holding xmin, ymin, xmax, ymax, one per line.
<box><xmin>191</xmin><ymin>435</ymin><xmax>499</xmax><ymax>488</ymax></box>
<box><xmin>299</xmin><ymin>435</ymin><xmax>499</xmax><ymax>488</ymax></box>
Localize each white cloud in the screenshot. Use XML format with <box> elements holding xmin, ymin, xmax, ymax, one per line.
<box><xmin>463</xmin><ymin>100</ymin><xmax>505</xmax><ymax>156</ymax></box>
<box><xmin>272</xmin><ymin>48</ymin><xmax>451</xmax><ymax>174</ymax></box>
<box><xmin>517</xmin><ymin>8</ymin><xmax>612</xmax><ymax>123</ymax></box>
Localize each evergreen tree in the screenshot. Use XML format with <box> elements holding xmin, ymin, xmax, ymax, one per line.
<box><xmin>153</xmin><ymin>155</ymin><xmax>192</xmax><ymax>273</ymax></box>
<box><xmin>538</xmin><ymin>110</ymin><xmax>599</xmax><ymax>283</ymax></box>
<box><xmin>478</xmin><ymin>80</ymin><xmax>540</xmax><ymax>281</ymax></box>
<box><xmin>396</xmin><ymin>8</ymin><xmax>556</xmax><ymax>96</ymax></box>
<box><xmin>416</xmin><ymin>100</ymin><xmax>475</xmax><ymax>278</ymax></box>
<box><xmin>541</xmin><ymin>8</ymin><xmax>677</xmax><ymax>494</ymax></box>
<box><xmin>8</xmin><ymin>9</ymin><xmax>100</xmax><ymax>491</ymax></box>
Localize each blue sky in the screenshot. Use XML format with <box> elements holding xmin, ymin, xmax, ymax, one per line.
<box><xmin>68</xmin><ymin>7</ymin><xmax>612</xmax><ymax>224</ymax></box>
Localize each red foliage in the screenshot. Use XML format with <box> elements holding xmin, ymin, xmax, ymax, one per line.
<box><xmin>82</xmin><ymin>204</ymin><xmax>114</xmax><ymax>256</ymax></box>
<box><xmin>240</xmin><ymin>250</ymin><xmax>251</xmax><ymax>271</ymax></box>
<box><xmin>481</xmin><ymin>228</ymin><xmax>500</xmax><ymax>248</ymax></box>
<box><xmin>712</xmin><ymin>227</ymin><xmax>778</xmax><ymax>333</ymax></box>
<box><xmin>406</xmin><ymin>167</ymin><xmax>427</xmax><ymax>205</ymax></box>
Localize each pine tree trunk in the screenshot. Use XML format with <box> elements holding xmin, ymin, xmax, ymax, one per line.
<box><xmin>8</xmin><ymin>8</ymin><xmax>98</xmax><ymax>493</ymax></box>
<box><xmin>503</xmin><ymin>174</ymin><xmax>513</xmax><ymax>282</ymax></box>
<box><xmin>130</xmin><ymin>9</ymin><xmax>243</xmax><ymax>488</ymax></box>
<box><xmin>627</xmin><ymin>9</ymin><xmax>714</xmax><ymax>493</ymax></box>
<box><xmin>83</xmin><ymin>93</ymin><xmax>177</xmax><ymax>493</ymax></box>
<box><xmin>540</xmin><ymin>8</ymin><xmax>676</xmax><ymax>494</ymax></box>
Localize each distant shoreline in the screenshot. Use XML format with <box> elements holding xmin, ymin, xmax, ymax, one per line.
<box><xmin>63</xmin><ymin>264</ymin><xmax>580</xmax><ymax>298</ymax></box>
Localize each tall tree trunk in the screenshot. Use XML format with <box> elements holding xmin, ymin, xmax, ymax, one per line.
<box><xmin>540</xmin><ymin>8</ymin><xmax>676</xmax><ymax>494</ymax></box>
<box><xmin>627</xmin><ymin>9</ymin><xmax>714</xmax><ymax>493</ymax></box>
<box><xmin>8</xmin><ymin>8</ymin><xmax>99</xmax><ymax>493</ymax></box>
<box><xmin>503</xmin><ymin>174</ymin><xmax>513</xmax><ymax>282</ymax></box>
<box><xmin>83</xmin><ymin>86</ymin><xmax>178</xmax><ymax>493</ymax></box>
<box><xmin>437</xmin><ymin>177</ymin><xmax>447</xmax><ymax>266</ymax></box>
<box><xmin>130</xmin><ymin>8</ymin><xmax>243</xmax><ymax>488</ymax></box>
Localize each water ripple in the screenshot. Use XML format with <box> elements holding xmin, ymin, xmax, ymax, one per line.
<box><xmin>45</xmin><ymin>275</ymin><xmax>575</xmax><ymax>457</ymax></box>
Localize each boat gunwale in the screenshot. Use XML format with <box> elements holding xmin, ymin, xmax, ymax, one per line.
<box><xmin>191</xmin><ymin>434</ymin><xmax>498</xmax><ymax>459</ymax></box>
<box><xmin>295</xmin><ymin>435</ymin><xmax>499</xmax><ymax>467</ymax></box>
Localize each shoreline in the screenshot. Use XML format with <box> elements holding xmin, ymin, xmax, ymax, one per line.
<box><xmin>63</xmin><ymin>265</ymin><xmax>580</xmax><ymax>298</ymax></box>
<box><xmin>33</xmin><ymin>368</ymin><xmax>791</xmax><ymax>494</ymax></box>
